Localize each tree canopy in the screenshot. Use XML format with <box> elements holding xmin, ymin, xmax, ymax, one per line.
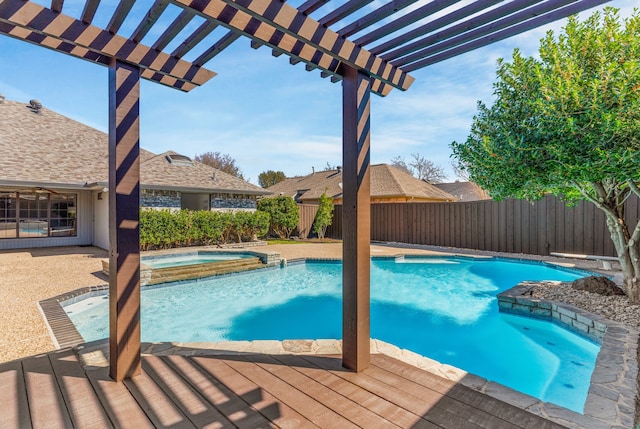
<box><xmin>194</xmin><ymin>151</ymin><xmax>244</xmax><ymax>179</ymax></box>
<box><xmin>258</xmin><ymin>170</ymin><xmax>287</xmax><ymax>188</ymax></box>
<box><xmin>451</xmin><ymin>8</ymin><xmax>640</xmax><ymax>300</ymax></box>
<box><xmin>257</xmin><ymin>196</ymin><xmax>299</xmax><ymax>239</ymax></box>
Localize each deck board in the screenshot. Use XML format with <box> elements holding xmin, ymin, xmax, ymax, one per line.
<box><xmin>222</xmin><ymin>355</ymin><xmax>357</xmax><ymax>428</ymax></box>
<box><xmin>0</xmin><ymin>360</ymin><xmax>32</xmax><ymax>429</ymax></box>
<box><xmin>371</xmin><ymin>354</ymin><xmax>564</xmax><ymax>429</ymax></box>
<box><xmin>0</xmin><ymin>350</ymin><xmax>571</xmax><ymax>429</ymax></box>
<box><xmin>22</xmin><ymin>354</ymin><xmax>74</xmax><ymax>429</ymax></box>
<box><xmin>192</xmin><ymin>355</ymin><xmax>317</xmax><ymax>429</ymax></box>
<box><xmin>85</xmin><ymin>367</ymin><xmax>156</xmax><ymax>429</ymax></box>
<box><xmin>48</xmin><ymin>349</ymin><xmax>113</xmax><ymax>429</ymax></box>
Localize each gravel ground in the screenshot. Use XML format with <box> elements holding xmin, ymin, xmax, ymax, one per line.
<box><xmin>533</xmin><ymin>281</ymin><xmax>640</xmax><ymax>329</ymax></box>
<box><xmin>0</xmin><ymin>242</ymin><xmax>631</xmax><ymax>364</ymax></box>
<box><xmin>0</xmin><ymin>246</ymin><xmax>108</xmax><ymax>363</ymax></box>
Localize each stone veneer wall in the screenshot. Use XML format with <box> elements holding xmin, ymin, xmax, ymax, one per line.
<box><xmin>211</xmin><ymin>197</ymin><xmax>256</xmax><ymax>210</ymax></box>
<box><xmin>140</xmin><ymin>190</ymin><xmax>257</xmax><ymax>211</ymax></box>
<box><xmin>498</xmin><ymin>281</ymin><xmax>639</xmax><ymax>429</ymax></box>
<box><xmin>140</xmin><ymin>189</ymin><xmax>180</xmax><ymax>209</ymax></box>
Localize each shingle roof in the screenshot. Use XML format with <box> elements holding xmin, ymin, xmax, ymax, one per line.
<box><xmin>0</xmin><ymin>99</ymin><xmax>268</xmax><ymax>195</ymax></box>
<box><xmin>268</xmin><ymin>164</ymin><xmax>457</xmax><ymax>202</ymax></box>
<box><xmin>433</xmin><ymin>182</ymin><xmax>490</xmax><ymax>202</ymax></box>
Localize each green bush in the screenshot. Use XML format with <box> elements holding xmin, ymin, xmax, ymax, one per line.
<box><xmin>312</xmin><ymin>192</ymin><xmax>334</xmax><ymax>239</ymax></box>
<box><xmin>257</xmin><ymin>196</ymin><xmax>299</xmax><ymax>239</ymax></box>
<box><xmin>139</xmin><ymin>208</ymin><xmax>271</xmax><ymax>250</ymax></box>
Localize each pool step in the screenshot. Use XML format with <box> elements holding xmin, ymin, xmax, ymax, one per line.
<box><xmin>145</xmin><ymin>256</ymin><xmax>267</xmax><ymax>285</ymax></box>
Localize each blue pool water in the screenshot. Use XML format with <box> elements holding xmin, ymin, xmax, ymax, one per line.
<box><xmin>64</xmin><ymin>257</ymin><xmax>599</xmax><ymax>412</ymax></box>
<box><xmin>142</xmin><ymin>252</ymin><xmax>253</xmax><ymax>268</ymax></box>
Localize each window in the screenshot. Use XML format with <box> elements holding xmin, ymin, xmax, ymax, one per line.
<box><xmin>0</xmin><ymin>193</ymin><xmax>17</xmax><ymax>239</ymax></box>
<box><xmin>0</xmin><ymin>191</ymin><xmax>77</xmax><ymax>239</ymax></box>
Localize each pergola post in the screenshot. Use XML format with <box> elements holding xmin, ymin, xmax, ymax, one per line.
<box><xmin>108</xmin><ymin>59</ymin><xmax>141</xmax><ymax>381</ymax></box>
<box><xmin>341</xmin><ymin>65</ymin><xmax>372</xmax><ymax>372</ymax></box>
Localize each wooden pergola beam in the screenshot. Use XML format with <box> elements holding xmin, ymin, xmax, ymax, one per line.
<box><xmin>369</xmin><ymin>0</ymin><xmax>503</xmax><ymax>56</ymax></box>
<box><xmin>152</xmin><ymin>8</ymin><xmax>196</xmax><ymax>51</ymax></box>
<box><xmin>171</xmin><ymin>20</ymin><xmax>219</xmax><ymax>58</ymax></box>
<box><xmin>353</xmin><ymin>0</ymin><xmax>460</xmax><ymax>47</ymax></box>
<box><xmin>336</xmin><ymin>0</ymin><xmax>420</xmax><ymax>38</ymax></box>
<box><xmin>194</xmin><ymin>31</ymin><xmax>241</xmax><ymax>66</ymax></box>
<box><xmin>107</xmin><ymin>0</ymin><xmax>135</xmax><ymax>34</ymax></box>
<box><xmin>396</xmin><ymin>0</ymin><xmax>611</xmax><ymax>70</ymax></box>
<box><xmin>81</xmin><ymin>0</ymin><xmax>100</xmax><ymax>24</ymax></box>
<box><xmin>342</xmin><ymin>65</ymin><xmax>372</xmax><ymax>372</ymax></box>
<box><xmin>318</xmin><ymin>0</ymin><xmax>374</xmax><ymax>27</ymax></box>
<box><xmin>108</xmin><ymin>59</ymin><xmax>141</xmax><ymax>382</ymax></box>
<box><xmin>171</xmin><ymin>0</ymin><xmax>415</xmax><ymax>93</ymax></box>
<box><xmin>131</xmin><ymin>0</ymin><xmax>170</xmax><ymax>43</ymax></box>
<box><xmin>0</xmin><ymin>0</ymin><xmax>216</xmax><ymax>91</ymax></box>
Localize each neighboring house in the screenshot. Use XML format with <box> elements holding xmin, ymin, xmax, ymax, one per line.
<box><xmin>434</xmin><ymin>181</ymin><xmax>491</xmax><ymax>202</ymax></box>
<box><xmin>268</xmin><ymin>164</ymin><xmax>457</xmax><ymax>204</ymax></box>
<box><xmin>0</xmin><ymin>98</ymin><xmax>270</xmax><ymax>250</ymax></box>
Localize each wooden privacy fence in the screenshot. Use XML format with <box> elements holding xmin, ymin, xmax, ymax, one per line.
<box><xmin>303</xmin><ymin>194</ymin><xmax>640</xmax><ymax>257</ymax></box>
<box><xmin>297</xmin><ymin>204</ymin><xmax>320</xmax><ymax>238</ymax></box>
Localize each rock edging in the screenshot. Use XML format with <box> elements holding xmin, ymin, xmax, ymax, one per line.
<box><xmin>498</xmin><ymin>282</ymin><xmax>639</xmax><ymax>429</ymax></box>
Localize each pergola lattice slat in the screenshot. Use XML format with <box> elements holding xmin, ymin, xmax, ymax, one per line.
<box><xmin>0</xmin><ymin>0</ymin><xmax>216</xmax><ymax>91</ymax></box>
<box><xmin>397</xmin><ymin>0</ymin><xmax>612</xmax><ymax>70</ymax></box>
<box><xmin>171</xmin><ymin>0</ymin><xmax>415</xmax><ymax>92</ymax></box>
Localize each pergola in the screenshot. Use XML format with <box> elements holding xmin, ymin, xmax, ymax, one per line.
<box><xmin>0</xmin><ymin>0</ymin><xmax>609</xmax><ymax>381</ymax></box>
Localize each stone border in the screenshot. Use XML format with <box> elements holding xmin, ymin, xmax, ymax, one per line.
<box><xmin>498</xmin><ymin>282</ymin><xmax>639</xmax><ymax>429</ymax></box>
<box><xmin>39</xmin><ymin>255</ymin><xmax>632</xmax><ymax>428</ymax></box>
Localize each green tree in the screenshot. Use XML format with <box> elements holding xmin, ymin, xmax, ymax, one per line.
<box><xmin>257</xmin><ymin>196</ymin><xmax>299</xmax><ymax>239</ymax></box>
<box><xmin>451</xmin><ymin>8</ymin><xmax>640</xmax><ymax>301</ymax></box>
<box><xmin>194</xmin><ymin>151</ymin><xmax>244</xmax><ymax>179</ymax></box>
<box><xmin>258</xmin><ymin>170</ymin><xmax>287</xmax><ymax>188</ymax></box>
<box><xmin>312</xmin><ymin>192</ymin><xmax>334</xmax><ymax>239</ymax></box>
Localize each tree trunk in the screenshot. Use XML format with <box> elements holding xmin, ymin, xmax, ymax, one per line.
<box><xmin>603</xmin><ymin>211</ymin><xmax>640</xmax><ymax>302</ymax></box>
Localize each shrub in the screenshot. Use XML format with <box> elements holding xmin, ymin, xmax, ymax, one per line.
<box><xmin>139</xmin><ymin>208</ymin><xmax>271</xmax><ymax>249</ymax></box>
<box><xmin>257</xmin><ymin>196</ymin><xmax>299</xmax><ymax>239</ymax></box>
<box><xmin>312</xmin><ymin>192</ymin><xmax>334</xmax><ymax>239</ymax></box>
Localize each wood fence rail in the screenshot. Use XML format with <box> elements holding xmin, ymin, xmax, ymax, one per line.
<box><xmin>299</xmin><ymin>195</ymin><xmax>640</xmax><ymax>257</ymax></box>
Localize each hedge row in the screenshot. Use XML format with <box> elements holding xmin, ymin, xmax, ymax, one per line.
<box><xmin>140</xmin><ymin>209</ymin><xmax>270</xmax><ymax>250</ymax></box>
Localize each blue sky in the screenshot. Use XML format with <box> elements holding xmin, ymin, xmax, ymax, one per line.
<box><xmin>0</xmin><ymin>0</ymin><xmax>635</xmax><ymax>185</ymax></box>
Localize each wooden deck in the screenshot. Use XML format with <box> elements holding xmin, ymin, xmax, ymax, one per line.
<box><xmin>0</xmin><ymin>348</ymin><xmax>566</xmax><ymax>429</ymax></box>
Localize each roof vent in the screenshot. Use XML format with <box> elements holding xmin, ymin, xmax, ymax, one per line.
<box><xmin>29</xmin><ymin>99</ymin><xmax>42</xmax><ymax>114</ymax></box>
<box><xmin>0</xmin><ymin>94</ymin><xmax>5</xmax><ymax>104</ymax></box>
<box><xmin>337</xmin><ymin>166</ymin><xmax>342</xmax><ymax>173</ymax></box>
<box><xmin>166</xmin><ymin>153</ymin><xmax>193</xmax><ymax>166</ymax></box>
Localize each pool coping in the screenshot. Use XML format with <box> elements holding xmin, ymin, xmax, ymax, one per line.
<box><xmin>38</xmin><ymin>255</ymin><xmax>638</xmax><ymax>429</ymax></box>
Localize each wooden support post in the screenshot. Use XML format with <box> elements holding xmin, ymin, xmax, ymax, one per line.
<box><xmin>341</xmin><ymin>65</ymin><xmax>371</xmax><ymax>372</ymax></box>
<box><xmin>108</xmin><ymin>59</ymin><xmax>141</xmax><ymax>381</ymax></box>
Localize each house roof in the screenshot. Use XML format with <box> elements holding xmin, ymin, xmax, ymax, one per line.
<box><xmin>0</xmin><ymin>99</ymin><xmax>268</xmax><ymax>195</ymax></box>
<box><xmin>268</xmin><ymin>164</ymin><xmax>457</xmax><ymax>202</ymax></box>
<box><xmin>433</xmin><ymin>182</ymin><xmax>491</xmax><ymax>202</ymax></box>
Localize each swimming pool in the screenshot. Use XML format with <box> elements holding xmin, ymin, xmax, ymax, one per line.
<box><xmin>64</xmin><ymin>256</ymin><xmax>598</xmax><ymax>412</ymax></box>
<box><xmin>142</xmin><ymin>251</ymin><xmax>254</xmax><ymax>268</ymax></box>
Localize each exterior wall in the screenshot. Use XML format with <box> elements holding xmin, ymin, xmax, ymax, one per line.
<box><xmin>0</xmin><ymin>190</ymin><xmax>93</xmax><ymax>250</ymax></box>
<box><xmin>140</xmin><ymin>189</ymin><xmax>180</xmax><ymax>210</ymax></box>
<box><xmin>211</xmin><ymin>196</ymin><xmax>256</xmax><ymax>210</ymax></box>
<box><xmin>93</xmin><ymin>191</ymin><xmax>109</xmax><ymax>250</ymax></box>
